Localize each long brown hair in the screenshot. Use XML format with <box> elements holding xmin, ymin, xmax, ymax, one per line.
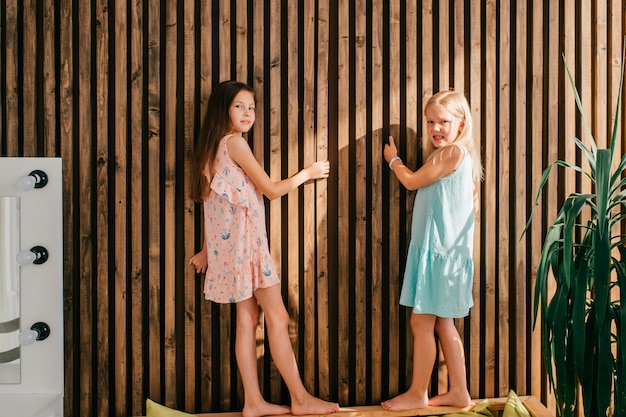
<box><xmin>190</xmin><ymin>80</ymin><xmax>255</xmax><ymax>202</ymax></box>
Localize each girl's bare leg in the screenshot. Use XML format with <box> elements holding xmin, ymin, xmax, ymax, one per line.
<box><xmin>429</xmin><ymin>318</ymin><xmax>472</xmax><ymax>407</ymax></box>
<box><xmin>255</xmin><ymin>285</ymin><xmax>339</xmax><ymax>415</ymax></box>
<box><xmin>235</xmin><ymin>298</ymin><xmax>291</xmax><ymax>417</ymax></box>
<box><xmin>381</xmin><ymin>313</ymin><xmax>437</xmax><ymax>411</ymax></box>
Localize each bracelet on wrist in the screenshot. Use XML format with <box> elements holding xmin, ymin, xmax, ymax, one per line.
<box><xmin>388</xmin><ymin>156</ymin><xmax>402</xmax><ymax>171</ymax></box>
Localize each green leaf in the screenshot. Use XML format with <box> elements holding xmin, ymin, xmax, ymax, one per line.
<box><xmin>563</xmin><ymin>53</ymin><xmax>597</xmax><ymax>156</ymax></box>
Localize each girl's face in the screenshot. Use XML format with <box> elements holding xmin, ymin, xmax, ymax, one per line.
<box><xmin>228</xmin><ymin>90</ymin><xmax>256</xmax><ymax>134</ymax></box>
<box><xmin>425</xmin><ymin>104</ymin><xmax>464</xmax><ymax>148</ymax></box>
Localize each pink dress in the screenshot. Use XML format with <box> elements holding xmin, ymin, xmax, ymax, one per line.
<box><xmin>203</xmin><ymin>135</ymin><xmax>280</xmax><ymax>303</ymax></box>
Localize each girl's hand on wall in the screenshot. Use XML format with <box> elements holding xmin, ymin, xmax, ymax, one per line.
<box><xmin>384</xmin><ymin>136</ymin><xmax>398</xmax><ymax>163</ymax></box>
<box><xmin>189</xmin><ymin>250</ymin><xmax>208</xmax><ymax>274</ymax></box>
<box><xmin>306</xmin><ymin>160</ymin><xmax>330</xmax><ymax>180</ymax></box>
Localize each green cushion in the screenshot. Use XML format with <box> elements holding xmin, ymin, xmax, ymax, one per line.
<box><xmin>146</xmin><ymin>399</ymin><xmax>195</xmax><ymax>417</ymax></box>
<box><xmin>502</xmin><ymin>390</ymin><xmax>531</xmax><ymax>417</ymax></box>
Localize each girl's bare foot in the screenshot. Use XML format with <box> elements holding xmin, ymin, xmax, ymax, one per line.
<box><xmin>381</xmin><ymin>391</ymin><xmax>429</xmax><ymax>411</ymax></box>
<box><xmin>428</xmin><ymin>390</ymin><xmax>473</xmax><ymax>408</ymax></box>
<box><xmin>290</xmin><ymin>394</ymin><xmax>339</xmax><ymax>416</ymax></box>
<box><xmin>242</xmin><ymin>400</ymin><xmax>291</xmax><ymax>417</ymax></box>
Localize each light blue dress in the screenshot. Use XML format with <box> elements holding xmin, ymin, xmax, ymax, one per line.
<box><xmin>399</xmin><ymin>147</ymin><xmax>475</xmax><ymax>318</ymax></box>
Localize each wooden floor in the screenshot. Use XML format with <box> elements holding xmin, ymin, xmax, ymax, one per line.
<box><xmin>182</xmin><ymin>396</ymin><xmax>553</xmax><ymax>417</ymax></box>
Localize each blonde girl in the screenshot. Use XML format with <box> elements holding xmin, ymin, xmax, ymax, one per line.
<box><xmin>382</xmin><ymin>90</ymin><xmax>482</xmax><ymax>410</ymax></box>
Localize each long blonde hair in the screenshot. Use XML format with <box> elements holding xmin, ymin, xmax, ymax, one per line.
<box><xmin>422</xmin><ymin>90</ymin><xmax>483</xmax><ymax>183</ymax></box>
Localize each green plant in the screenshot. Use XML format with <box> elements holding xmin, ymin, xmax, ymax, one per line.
<box><xmin>523</xmin><ymin>48</ymin><xmax>626</xmax><ymax>417</ymax></box>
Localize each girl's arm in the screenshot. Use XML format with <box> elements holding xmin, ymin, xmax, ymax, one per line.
<box><xmin>384</xmin><ymin>136</ymin><xmax>464</xmax><ymax>191</ymax></box>
<box><xmin>227</xmin><ymin>134</ymin><xmax>330</xmax><ymax>200</ymax></box>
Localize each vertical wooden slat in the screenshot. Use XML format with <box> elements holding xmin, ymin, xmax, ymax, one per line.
<box><xmin>163</xmin><ymin>0</ymin><xmax>178</xmax><ymax>408</ymax></box>
<box><xmin>58</xmin><ymin>0</ymin><xmax>75</xmax><ymax>413</ymax></box>
<box><xmin>337</xmin><ymin>0</ymin><xmax>350</xmax><ymax>405</ymax></box>
<box><xmin>468</xmin><ymin>0</ymin><xmax>482</xmax><ymax>398</ymax></box>
<box><xmin>302</xmin><ymin>0</ymin><xmax>317</xmax><ymax>393</ymax></box>
<box><xmin>217</xmin><ymin>0</ymin><xmax>232</xmax><ymax>409</ymax></box>
<box><xmin>285</xmin><ymin>0</ymin><xmax>299</xmax><ymax>401</ymax></box>
<box><xmin>95</xmin><ymin>1</ymin><xmax>111</xmax><ymax>415</ymax></box>
<box><xmin>387</xmin><ymin>0</ymin><xmax>402</xmax><ymax>398</ymax></box>
<box><xmin>529</xmin><ymin>0</ymin><xmax>544</xmax><ymax>401</ymax></box>
<box><xmin>5</xmin><ymin>0</ymin><xmax>19</xmax><ymax>155</ymax></box>
<box><xmin>594</xmin><ymin>1</ymin><xmax>609</xmax><ymax>149</ymax></box>
<box><xmin>498</xmin><ymin>0</ymin><xmax>511</xmax><ymax>398</ymax></box>
<box><xmin>42</xmin><ymin>0</ymin><xmax>56</xmax><ymax>155</ymax></box>
<box><xmin>22</xmin><ymin>0</ymin><xmax>36</xmax><ymax>156</ymax></box>
<box><xmin>267</xmin><ymin>0</ymin><xmax>282</xmax><ymax>403</ymax></box>
<box><xmin>514</xmin><ymin>0</ymin><xmax>528</xmax><ymax>394</ymax></box>
<box><xmin>451</xmin><ymin>0</ymin><xmax>466</xmax><ymax>395</ymax></box>
<box><xmin>483</xmin><ymin>0</ymin><xmax>498</xmax><ymax>397</ymax></box>
<box><xmin>183</xmin><ymin>0</ymin><xmax>197</xmax><ymax>411</ymax></box>
<box><xmin>438</xmin><ymin>0</ymin><xmax>450</xmax><ymax>90</ymax></box>
<box><xmin>544</xmin><ymin>0</ymin><xmax>561</xmax><ymax>410</ymax></box>
<box><xmin>370</xmin><ymin>0</ymin><xmax>385</xmax><ymax>402</ymax></box>
<box><xmin>77</xmin><ymin>0</ymin><xmax>94</xmax><ymax>415</ymax></box>
<box><xmin>147</xmin><ymin>0</ymin><xmax>163</xmax><ymax>403</ymax></box>
<box><xmin>316</xmin><ymin>0</ymin><xmax>331</xmax><ymax>401</ymax></box>
<box><xmin>129</xmin><ymin>0</ymin><xmax>145</xmax><ymax>413</ymax></box>
<box><xmin>251</xmin><ymin>0</ymin><xmax>266</xmax><ymax>400</ymax></box>
<box><xmin>113</xmin><ymin>0</ymin><xmax>129</xmax><ymax>415</ymax></box>
<box><xmin>198</xmin><ymin>0</ymin><xmax>213</xmax><ymax>411</ymax></box>
<box><xmin>354</xmin><ymin>0</ymin><xmax>368</xmax><ymax>405</ymax></box>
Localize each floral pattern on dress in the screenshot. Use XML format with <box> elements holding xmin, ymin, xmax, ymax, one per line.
<box><xmin>202</xmin><ymin>135</ymin><xmax>280</xmax><ymax>303</ymax></box>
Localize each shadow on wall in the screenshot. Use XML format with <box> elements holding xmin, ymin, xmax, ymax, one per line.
<box><xmin>250</xmin><ymin>124</ymin><xmax>422</xmax><ymax>407</ymax></box>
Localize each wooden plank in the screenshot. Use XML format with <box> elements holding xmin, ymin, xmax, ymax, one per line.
<box><xmin>183</xmin><ymin>0</ymin><xmax>197</xmax><ymax>411</ymax></box>
<box><xmin>268</xmin><ymin>0</ymin><xmax>282</xmax><ymax>403</ymax></box>
<box><xmin>22</xmin><ymin>0</ymin><xmax>36</xmax><ymax>156</ymax></box>
<box><xmin>437</xmin><ymin>0</ymin><xmax>451</xmax><ymax>395</ymax></box>
<box><xmin>451</xmin><ymin>0</ymin><xmax>466</xmax><ymax>390</ymax></box>
<box><xmin>95</xmin><ymin>0</ymin><xmax>111</xmax><ymax>414</ymax></box>
<box><xmin>529</xmin><ymin>0</ymin><xmax>544</xmax><ymax>401</ymax></box>
<box><xmin>302</xmin><ymin>0</ymin><xmax>317</xmax><ymax>393</ymax></box>
<box><xmin>251</xmin><ymin>0</ymin><xmax>266</xmax><ymax>399</ymax></box>
<box><xmin>163</xmin><ymin>0</ymin><xmax>178</xmax><ymax>407</ymax></box>
<box><xmin>113</xmin><ymin>0</ymin><xmax>129</xmax><ymax>415</ymax></box>
<box><xmin>483</xmin><ymin>0</ymin><xmax>498</xmax><ymax>397</ymax></box>
<box><xmin>147</xmin><ymin>0</ymin><xmax>163</xmax><ymax>403</ymax></box>
<box><xmin>594</xmin><ymin>1</ymin><xmax>608</xmax><ymax>149</ymax></box>
<box><xmin>370</xmin><ymin>0</ymin><xmax>384</xmax><ymax>402</ymax></box>
<box><xmin>198</xmin><ymin>0</ymin><xmax>213</xmax><ymax>411</ymax></box>
<box><xmin>4</xmin><ymin>0</ymin><xmax>18</xmax><ymax>155</ymax></box>
<box><xmin>544</xmin><ymin>0</ymin><xmax>561</xmax><ymax>410</ymax></box>
<box><xmin>354</xmin><ymin>0</ymin><xmax>368</xmax><ymax>405</ymax></box>
<box><xmin>42</xmin><ymin>0</ymin><xmax>56</xmax><ymax>155</ymax></box>
<box><xmin>513</xmin><ymin>0</ymin><xmax>528</xmax><ymax>394</ymax></box>
<box><xmin>438</xmin><ymin>0</ymin><xmax>450</xmax><ymax>90</ymax></box>
<box><xmin>286</xmin><ymin>0</ymin><xmax>300</xmax><ymax>403</ymax></box>
<box><xmin>137</xmin><ymin>396</ymin><xmax>553</xmax><ymax>417</ymax></box>
<box><xmin>388</xmin><ymin>0</ymin><xmax>402</xmax><ymax>398</ymax></box>
<box><xmin>497</xmin><ymin>0</ymin><xmax>511</xmax><ymax>398</ymax></box>
<box><xmin>129</xmin><ymin>0</ymin><xmax>146</xmax><ymax>414</ymax></box>
<box><xmin>337</xmin><ymin>0</ymin><xmax>350</xmax><ymax>405</ymax></box>
<box><xmin>58</xmin><ymin>0</ymin><xmax>75</xmax><ymax>413</ymax></box>
<box><xmin>218</xmin><ymin>1</ymin><xmax>233</xmax><ymax>408</ymax></box>
<box><xmin>316</xmin><ymin>0</ymin><xmax>331</xmax><ymax>400</ymax></box>
<box><xmin>77</xmin><ymin>0</ymin><xmax>94</xmax><ymax>414</ymax></box>
<box><xmin>468</xmin><ymin>0</ymin><xmax>482</xmax><ymax>399</ymax></box>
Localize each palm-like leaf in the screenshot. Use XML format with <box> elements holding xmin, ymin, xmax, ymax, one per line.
<box><xmin>523</xmin><ymin>46</ymin><xmax>626</xmax><ymax>417</ymax></box>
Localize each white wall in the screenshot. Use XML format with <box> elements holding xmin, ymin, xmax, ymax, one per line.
<box><xmin>0</xmin><ymin>158</ymin><xmax>63</xmax><ymax>417</ymax></box>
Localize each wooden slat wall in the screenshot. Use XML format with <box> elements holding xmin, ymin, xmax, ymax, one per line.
<box><xmin>1</xmin><ymin>1</ymin><xmax>625</xmax><ymax>416</ymax></box>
